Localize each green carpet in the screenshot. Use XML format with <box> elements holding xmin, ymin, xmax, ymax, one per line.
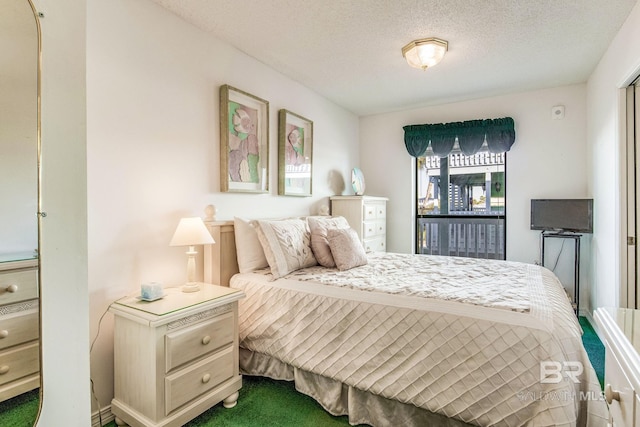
<box><xmin>184</xmin><ymin>376</ymin><xmax>360</xmax><ymax>427</ymax></box>
<box><xmin>580</xmin><ymin>316</ymin><xmax>605</xmax><ymax>389</ymax></box>
<box><xmin>0</xmin><ymin>388</ymin><xmax>39</xmax><ymax>427</ymax></box>
<box><xmin>102</xmin><ymin>375</ymin><xmax>359</xmax><ymax>427</ymax></box>
<box><xmin>0</xmin><ymin>318</ymin><xmax>606</xmax><ymax>426</ymax></box>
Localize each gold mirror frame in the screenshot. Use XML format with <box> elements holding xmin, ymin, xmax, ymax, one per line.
<box><xmin>0</xmin><ymin>0</ymin><xmax>42</xmax><ymax>424</ymax></box>
<box><xmin>33</xmin><ymin>0</ymin><xmax>43</xmax><ymax>423</ymax></box>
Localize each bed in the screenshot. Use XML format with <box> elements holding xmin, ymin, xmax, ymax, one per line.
<box><xmin>203</xmin><ymin>216</ymin><xmax>608</xmax><ymax>427</ymax></box>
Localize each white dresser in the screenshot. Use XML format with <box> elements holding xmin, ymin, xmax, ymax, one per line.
<box><xmin>330</xmin><ymin>195</ymin><xmax>388</xmax><ymax>253</ymax></box>
<box><xmin>110</xmin><ymin>284</ymin><xmax>245</xmax><ymax>427</ymax></box>
<box><xmin>0</xmin><ymin>256</ymin><xmax>39</xmax><ymax>402</ymax></box>
<box><xmin>595</xmin><ymin>307</ymin><xmax>640</xmax><ymax>427</ymax></box>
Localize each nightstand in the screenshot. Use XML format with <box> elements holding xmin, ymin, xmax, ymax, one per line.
<box><xmin>0</xmin><ymin>257</ymin><xmax>39</xmax><ymax>402</ymax></box>
<box><xmin>109</xmin><ymin>284</ymin><xmax>245</xmax><ymax>427</ymax></box>
<box><xmin>595</xmin><ymin>307</ymin><xmax>640</xmax><ymax>427</ymax></box>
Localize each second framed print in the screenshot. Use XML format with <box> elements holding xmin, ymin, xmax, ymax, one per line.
<box><xmin>220</xmin><ymin>85</ymin><xmax>269</xmax><ymax>193</ymax></box>
<box><xmin>278</xmin><ymin>109</ymin><xmax>313</xmax><ymax>196</ymax></box>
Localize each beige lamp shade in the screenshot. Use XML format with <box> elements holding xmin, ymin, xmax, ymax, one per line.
<box><xmin>170</xmin><ymin>217</ymin><xmax>215</xmax><ymax>247</ymax></box>
<box><xmin>402</xmin><ymin>38</ymin><xmax>448</xmax><ymax>70</ymax></box>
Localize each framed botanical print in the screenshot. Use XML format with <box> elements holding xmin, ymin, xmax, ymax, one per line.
<box><xmin>278</xmin><ymin>109</ymin><xmax>313</xmax><ymax>196</ymax></box>
<box><xmin>220</xmin><ymin>85</ymin><xmax>269</xmax><ymax>193</ymax></box>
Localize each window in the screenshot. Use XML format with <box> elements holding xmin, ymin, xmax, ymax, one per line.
<box><xmin>416</xmin><ymin>151</ymin><xmax>506</xmax><ymax>259</ymax></box>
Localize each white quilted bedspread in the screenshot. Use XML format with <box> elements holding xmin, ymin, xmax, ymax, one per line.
<box><xmin>288</xmin><ymin>252</ymin><xmax>535</xmax><ymax>312</ymax></box>
<box><xmin>231</xmin><ymin>253</ymin><xmax>606</xmax><ymax>426</ymax></box>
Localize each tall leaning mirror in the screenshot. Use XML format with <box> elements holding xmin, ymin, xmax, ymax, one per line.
<box><xmin>0</xmin><ymin>0</ymin><xmax>42</xmax><ymax>424</ymax></box>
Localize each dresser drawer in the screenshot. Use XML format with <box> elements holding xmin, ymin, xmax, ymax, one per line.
<box><xmin>363</xmin><ymin>203</ymin><xmax>386</xmax><ymax>220</ymax></box>
<box><xmin>363</xmin><ymin>221</ymin><xmax>386</xmax><ymax>239</ymax></box>
<box><xmin>165</xmin><ymin>346</ymin><xmax>234</xmax><ymax>414</ymax></box>
<box><xmin>605</xmin><ymin>347</ymin><xmax>635</xmax><ymax>426</ymax></box>
<box><xmin>0</xmin><ymin>341</ymin><xmax>39</xmax><ymax>386</ymax></box>
<box><xmin>364</xmin><ymin>237</ymin><xmax>386</xmax><ymax>253</ymax></box>
<box><xmin>165</xmin><ymin>311</ymin><xmax>234</xmax><ymax>372</ymax></box>
<box><xmin>0</xmin><ymin>310</ymin><xmax>39</xmax><ymax>350</ymax></box>
<box><xmin>0</xmin><ymin>269</ymin><xmax>38</xmax><ymax>305</ymax></box>
<box><xmin>363</xmin><ymin>221</ymin><xmax>377</xmax><ymax>238</ymax></box>
<box><xmin>363</xmin><ymin>204</ymin><xmax>377</xmax><ymax>220</ymax></box>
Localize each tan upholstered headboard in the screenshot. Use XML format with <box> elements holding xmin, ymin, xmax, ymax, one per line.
<box><xmin>203</xmin><ymin>219</ymin><xmax>239</xmax><ymax>286</ymax></box>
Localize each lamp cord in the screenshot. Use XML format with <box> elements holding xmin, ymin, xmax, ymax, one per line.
<box><xmin>551</xmin><ymin>239</ymin><xmax>567</xmax><ymax>272</ymax></box>
<box><xmin>89</xmin><ymin>303</ymin><xmax>112</xmax><ymax>427</ymax></box>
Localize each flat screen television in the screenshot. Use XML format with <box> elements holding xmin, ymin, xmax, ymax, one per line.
<box><xmin>530</xmin><ymin>199</ymin><xmax>593</xmax><ymax>233</ymax></box>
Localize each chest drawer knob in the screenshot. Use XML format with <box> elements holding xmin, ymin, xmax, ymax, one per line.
<box><xmin>4</xmin><ymin>284</ymin><xmax>18</xmax><ymax>293</ymax></box>
<box><xmin>201</xmin><ymin>373</ymin><xmax>211</xmax><ymax>384</ymax></box>
<box><xmin>0</xmin><ymin>330</ymin><xmax>8</xmax><ymax>339</ymax></box>
<box><xmin>604</xmin><ymin>383</ymin><xmax>621</xmax><ymax>404</ymax></box>
<box><xmin>201</xmin><ymin>335</ymin><xmax>211</xmax><ymax>345</ymax></box>
<box><xmin>0</xmin><ymin>365</ymin><xmax>9</xmax><ymax>375</ymax></box>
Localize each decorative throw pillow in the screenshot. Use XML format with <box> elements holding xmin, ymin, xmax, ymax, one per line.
<box><xmin>256</xmin><ymin>218</ymin><xmax>317</xmax><ymax>279</ymax></box>
<box><xmin>233</xmin><ymin>217</ymin><xmax>269</xmax><ymax>273</ymax></box>
<box><xmin>307</xmin><ymin>216</ymin><xmax>350</xmax><ymax>268</ymax></box>
<box><xmin>327</xmin><ymin>228</ymin><xmax>368</xmax><ymax>271</ymax></box>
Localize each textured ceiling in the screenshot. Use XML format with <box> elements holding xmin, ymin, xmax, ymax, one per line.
<box><xmin>148</xmin><ymin>0</ymin><xmax>638</xmax><ymax>116</ymax></box>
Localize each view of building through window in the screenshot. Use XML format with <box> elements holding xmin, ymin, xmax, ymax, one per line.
<box><xmin>416</xmin><ymin>151</ymin><xmax>506</xmax><ymax>259</ymax></box>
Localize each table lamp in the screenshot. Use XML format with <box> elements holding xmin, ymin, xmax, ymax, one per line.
<box><xmin>170</xmin><ymin>217</ymin><xmax>215</xmax><ymax>292</ymax></box>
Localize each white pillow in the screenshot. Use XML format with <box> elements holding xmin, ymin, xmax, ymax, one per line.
<box><xmin>307</xmin><ymin>216</ymin><xmax>350</xmax><ymax>268</ymax></box>
<box><xmin>234</xmin><ymin>217</ymin><xmax>269</xmax><ymax>273</ymax></box>
<box><xmin>327</xmin><ymin>228</ymin><xmax>368</xmax><ymax>271</ymax></box>
<box><xmin>255</xmin><ymin>218</ymin><xmax>317</xmax><ymax>279</ymax></box>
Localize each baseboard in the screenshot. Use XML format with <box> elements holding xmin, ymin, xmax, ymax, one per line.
<box><xmin>580</xmin><ymin>309</ymin><xmax>604</xmax><ymax>341</ymax></box>
<box><xmin>92</xmin><ymin>404</ymin><xmax>115</xmax><ymax>427</ymax></box>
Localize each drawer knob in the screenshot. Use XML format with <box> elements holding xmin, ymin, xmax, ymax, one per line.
<box><xmin>202</xmin><ymin>373</ymin><xmax>211</xmax><ymax>384</ymax></box>
<box><xmin>201</xmin><ymin>335</ymin><xmax>211</xmax><ymax>345</ymax></box>
<box><xmin>605</xmin><ymin>383</ymin><xmax>621</xmax><ymax>404</ymax></box>
<box><xmin>0</xmin><ymin>330</ymin><xmax>8</xmax><ymax>339</ymax></box>
<box><xmin>4</xmin><ymin>284</ymin><xmax>18</xmax><ymax>293</ymax></box>
<box><xmin>0</xmin><ymin>365</ymin><xmax>9</xmax><ymax>375</ymax></box>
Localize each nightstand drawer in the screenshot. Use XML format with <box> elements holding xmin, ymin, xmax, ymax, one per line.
<box><xmin>165</xmin><ymin>346</ymin><xmax>234</xmax><ymax>414</ymax></box>
<box><xmin>0</xmin><ymin>341</ymin><xmax>39</xmax><ymax>386</ymax></box>
<box><xmin>165</xmin><ymin>311</ymin><xmax>234</xmax><ymax>372</ymax></box>
<box><xmin>0</xmin><ymin>310</ymin><xmax>39</xmax><ymax>350</ymax></box>
<box><xmin>0</xmin><ymin>269</ymin><xmax>38</xmax><ymax>305</ymax></box>
<box><xmin>605</xmin><ymin>347</ymin><xmax>634</xmax><ymax>426</ymax></box>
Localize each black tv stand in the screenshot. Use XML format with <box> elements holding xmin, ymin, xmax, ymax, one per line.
<box><xmin>540</xmin><ymin>231</ymin><xmax>581</xmax><ymax>315</ymax></box>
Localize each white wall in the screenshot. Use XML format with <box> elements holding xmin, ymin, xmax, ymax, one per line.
<box><xmin>360</xmin><ymin>84</ymin><xmax>590</xmax><ymax>305</ymax></box>
<box><xmin>587</xmin><ymin>0</ymin><xmax>640</xmax><ymax>311</ymax></box>
<box><xmin>34</xmin><ymin>0</ymin><xmax>91</xmax><ymax>425</ymax></box>
<box><xmin>86</xmin><ymin>0</ymin><xmax>359</xmax><ymax>416</ymax></box>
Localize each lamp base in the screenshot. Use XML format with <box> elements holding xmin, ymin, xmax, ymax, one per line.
<box><xmin>181</xmin><ymin>282</ymin><xmax>200</xmax><ymax>293</ymax></box>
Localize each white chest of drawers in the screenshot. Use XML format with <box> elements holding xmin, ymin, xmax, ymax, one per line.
<box><xmin>0</xmin><ymin>257</ymin><xmax>39</xmax><ymax>402</ymax></box>
<box><xmin>110</xmin><ymin>284</ymin><xmax>244</xmax><ymax>427</ymax></box>
<box><xmin>595</xmin><ymin>307</ymin><xmax>640</xmax><ymax>427</ymax></box>
<box><xmin>330</xmin><ymin>195</ymin><xmax>388</xmax><ymax>253</ymax></box>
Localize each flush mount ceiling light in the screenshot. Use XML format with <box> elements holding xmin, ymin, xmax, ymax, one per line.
<box><xmin>402</xmin><ymin>37</ymin><xmax>448</xmax><ymax>70</ymax></box>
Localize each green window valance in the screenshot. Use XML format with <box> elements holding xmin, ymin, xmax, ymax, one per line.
<box><xmin>403</xmin><ymin>117</ymin><xmax>516</xmax><ymax>158</ymax></box>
